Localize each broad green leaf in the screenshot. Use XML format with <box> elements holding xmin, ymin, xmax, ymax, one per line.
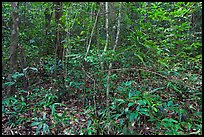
<box><xmin>167</xmin><ymin>100</ymin><xmax>173</xmax><ymax>107</ymax></box>
<box><xmin>128</xmin><ymin>91</ymin><xmax>135</xmax><ymax>98</ymax></box>
<box><xmin>129</xmin><ymin>112</ymin><xmax>139</xmax><ymax>122</ymax></box>
<box><xmin>137</xmin><ymin>100</ymin><xmax>146</xmax><ymax>106</ymax></box>
<box><xmin>139</xmin><ymin>108</ymin><xmax>149</xmax><ymax>116</ymax></box>
<box><xmin>128</xmin><ymin>102</ymin><xmax>135</xmax><ymax>108</ymax></box>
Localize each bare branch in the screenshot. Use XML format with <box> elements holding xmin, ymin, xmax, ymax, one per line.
<box><xmin>84</xmin><ymin>7</ymin><xmax>101</xmax><ymax>58</ymax></box>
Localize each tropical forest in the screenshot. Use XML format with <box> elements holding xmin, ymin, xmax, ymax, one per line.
<box><xmin>2</xmin><ymin>2</ymin><xmax>202</xmax><ymax>135</ymax></box>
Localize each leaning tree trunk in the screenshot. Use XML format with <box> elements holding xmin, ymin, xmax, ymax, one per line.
<box><xmin>8</xmin><ymin>2</ymin><xmax>19</xmax><ymax>96</ymax></box>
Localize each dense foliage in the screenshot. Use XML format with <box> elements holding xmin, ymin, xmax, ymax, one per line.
<box><xmin>2</xmin><ymin>2</ymin><xmax>202</xmax><ymax>135</ymax></box>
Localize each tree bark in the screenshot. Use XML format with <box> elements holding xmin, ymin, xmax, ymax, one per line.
<box><xmin>106</xmin><ymin>2</ymin><xmax>122</xmax><ymax>134</ymax></box>
<box><xmin>19</xmin><ymin>44</ymin><xmax>29</xmax><ymax>91</ymax></box>
<box><xmin>54</xmin><ymin>2</ymin><xmax>64</xmax><ymax>102</ymax></box>
<box><xmin>54</xmin><ymin>2</ymin><xmax>63</xmax><ymax>61</ymax></box>
<box><xmin>8</xmin><ymin>2</ymin><xmax>19</xmax><ymax>96</ymax></box>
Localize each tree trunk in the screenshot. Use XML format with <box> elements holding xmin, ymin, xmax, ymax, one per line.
<box><xmin>54</xmin><ymin>2</ymin><xmax>64</xmax><ymax>102</ymax></box>
<box><xmin>104</xmin><ymin>2</ymin><xmax>110</xmax><ymax>134</ymax></box>
<box><xmin>8</xmin><ymin>2</ymin><xmax>19</xmax><ymax>96</ymax></box>
<box><xmin>54</xmin><ymin>2</ymin><xmax>63</xmax><ymax>61</ymax></box>
<box><xmin>19</xmin><ymin>44</ymin><xmax>29</xmax><ymax>91</ymax></box>
<box><xmin>106</xmin><ymin>2</ymin><xmax>122</xmax><ymax>134</ymax></box>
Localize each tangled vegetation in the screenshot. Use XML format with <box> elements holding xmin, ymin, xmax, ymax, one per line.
<box><xmin>2</xmin><ymin>2</ymin><xmax>202</xmax><ymax>135</ymax></box>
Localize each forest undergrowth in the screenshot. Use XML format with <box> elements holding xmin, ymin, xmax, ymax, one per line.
<box><xmin>2</xmin><ymin>2</ymin><xmax>202</xmax><ymax>135</ymax></box>
<box><xmin>2</xmin><ymin>60</ymin><xmax>202</xmax><ymax>135</ymax></box>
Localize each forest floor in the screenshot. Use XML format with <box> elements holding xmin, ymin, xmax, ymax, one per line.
<box><xmin>2</xmin><ymin>63</ymin><xmax>202</xmax><ymax>135</ymax></box>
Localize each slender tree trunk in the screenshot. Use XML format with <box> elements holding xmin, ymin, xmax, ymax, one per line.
<box><xmin>106</xmin><ymin>2</ymin><xmax>122</xmax><ymax>134</ymax></box>
<box><xmin>8</xmin><ymin>2</ymin><xmax>19</xmax><ymax>96</ymax></box>
<box><xmin>104</xmin><ymin>2</ymin><xmax>110</xmax><ymax>134</ymax></box>
<box><xmin>19</xmin><ymin>44</ymin><xmax>28</xmax><ymax>91</ymax></box>
<box><xmin>54</xmin><ymin>2</ymin><xmax>64</xmax><ymax>102</ymax></box>
<box><xmin>85</xmin><ymin>5</ymin><xmax>100</xmax><ymax>58</ymax></box>
<box><xmin>100</xmin><ymin>2</ymin><xmax>109</xmax><ymax>72</ymax></box>
<box><xmin>54</xmin><ymin>2</ymin><xmax>63</xmax><ymax>61</ymax></box>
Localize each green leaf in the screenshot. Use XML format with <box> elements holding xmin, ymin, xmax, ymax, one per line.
<box><xmin>124</xmin><ymin>81</ymin><xmax>132</xmax><ymax>86</ymax></box>
<box><xmin>43</xmin><ymin>123</ymin><xmax>50</xmax><ymax>134</ymax></box>
<box><xmin>129</xmin><ymin>112</ymin><xmax>139</xmax><ymax>122</ymax></box>
<box><xmin>172</xmin><ymin>84</ymin><xmax>182</xmax><ymax>94</ymax></box>
<box><xmin>148</xmin><ymin>116</ymin><xmax>156</xmax><ymax>122</ymax></box>
<box><xmin>120</xmin><ymin>119</ymin><xmax>124</xmax><ymax>126</ymax></box>
<box><xmin>158</xmin><ymin>60</ymin><xmax>169</xmax><ymax>69</ymax></box>
<box><xmin>111</xmin><ymin>114</ymin><xmax>119</xmax><ymax>119</ymax></box>
<box><xmin>115</xmin><ymin>99</ymin><xmax>125</xmax><ymax>103</ymax></box>
<box><xmin>139</xmin><ymin>107</ymin><xmax>147</xmax><ymax>111</ymax></box>
<box><xmin>150</xmin><ymin>87</ymin><xmax>165</xmax><ymax>93</ymax></box>
<box><xmin>140</xmin><ymin>111</ymin><xmax>149</xmax><ymax>116</ymax></box>
<box><xmin>31</xmin><ymin>122</ymin><xmax>40</xmax><ymax>126</ymax></box>
<box><xmin>50</xmin><ymin>104</ymin><xmax>55</xmax><ymax>115</ymax></box>
<box><xmin>34</xmin><ymin>117</ymin><xmax>39</xmax><ymax>121</ymax></box>
<box><xmin>167</xmin><ymin>100</ymin><xmax>173</xmax><ymax>107</ymax></box>
<box><xmin>125</xmin><ymin>108</ymin><xmax>129</xmax><ymax>113</ymax></box>
<box><xmin>162</xmin><ymin>118</ymin><xmax>178</xmax><ymax>123</ymax></box>
<box><xmin>12</xmin><ymin>72</ymin><xmax>24</xmax><ymax>79</ymax></box>
<box><xmin>4</xmin><ymin>82</ymin><xmax>15</xmax><ymax>87</ymax></box>
<box><xmin>36</xmin><ymin>124</ymin><xmax>43</xmax><ymax>135</ymax></box>
<box><xmin>43</xmin><ymin>113</ymin><xmax>46</xmax><ymax>120</ymax></box>
<box><xmin>128</xmin><ymin>102</ymin><xmax>135</xmax><ymax>108</ymax></box>
<box><xmin>128</xmin><ymin>91</ymin><xmax>135</xmax><ymax>98</ymax></box>
<box><xmin>153</xmin><ymin>107</ymin><xmax>158</xmax><ymax>112</ymax></box>
<box><xmin>136</xmin><ymin>54</ymin><xmax>144</xmax><ymax>64</ymax></box>
<box><xmin>87</xmin><ymin>120</ymin><xmax>92</xmax><ymax>127</ymax></box>
<box><xmin>137</xmin><ymin>100</ymin><xmax>146</xmax><ymax>106</ymax></box>
<box><xmin>80</xmin><ymin>31</ymin><xmax>85</xmax><ymax>35</ymax></box>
